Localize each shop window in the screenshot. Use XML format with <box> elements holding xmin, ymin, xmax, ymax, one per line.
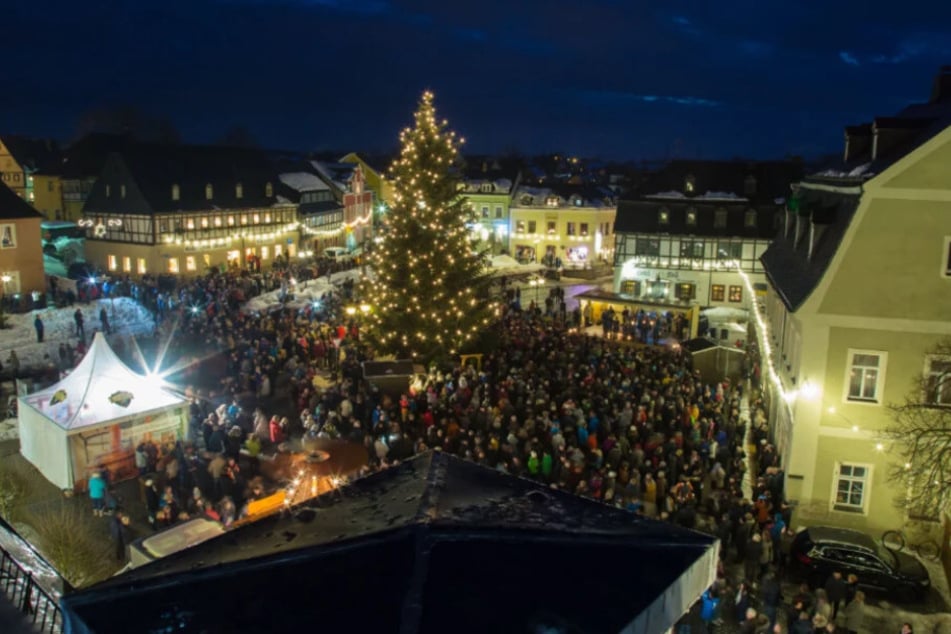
<box><xmin>137</xmin><ymin>258</ymin><xmax>147</xmax><ymax>274</ymax></box>
<box><xmin>122</xmin><ymin>256</ymin><xmax>131</xmax><ymax>272</ymax></box>
<box><xmin>728</xmin><ymin>285</ymin><xmax>743</xmax><ymax>303</ymax></box>
<box><xmin>620</xmin><ymin>280</ymin><xmax>641</xmax><ymax>296</ymax></box>
<box><xmin>711</xmin><ymin>284</ymin><xmax>725</xmax><ymax>302</ymax></box>
<box><xmin>185</xmin><ymin>256</ymin><xmax>197</xmax><ymax>272</ymax></box>
<box><xmin>107</xmin><ymin>255</ymin><xmax>117</xmax><ymax>271</ymax></box>
<box><xmin>674</xmin><ymin>283</ymin><xmax>696</xmax><ymax>300</ymax></box>
<box><xmin>261</xmin><ymin>246</ymin><xmax>269</xmax><ymax>260</ymax></box>
<box><xmin>168</xmin><ymin>258</ymin><xmax>180</xmax><ymax>274</ymax></box>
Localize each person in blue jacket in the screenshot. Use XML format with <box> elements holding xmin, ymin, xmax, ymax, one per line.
<box><xmin>699</xmin><ymin>587</ymin><xmax>720</xmax><ymax>633</ymax></box>
<box><xmin>88</xmin><ymin>471</ymin><xmax>107</xmax><ymax>517</ymax></box>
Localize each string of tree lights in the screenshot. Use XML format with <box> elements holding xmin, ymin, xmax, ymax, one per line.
<box><xmin>360</xmin><ymin>90</ymin><xmax>499</xmax><ymax>361</ymax></box>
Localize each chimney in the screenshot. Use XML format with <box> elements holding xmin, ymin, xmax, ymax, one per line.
<box><xmin>931</xmin><ymin>66</ymin><xmax>951</xmax><ymax>103</ymax></box>
<box><xmin>843</xmin><ymin>124</ymin><xmax>872</xmax><ymax>162</ymax></box>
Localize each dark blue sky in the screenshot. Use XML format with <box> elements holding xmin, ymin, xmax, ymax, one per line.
<box><xmin>3</xmin><ymin>0</ymin><xmax>950</xmax><ymax>159</ymax></box>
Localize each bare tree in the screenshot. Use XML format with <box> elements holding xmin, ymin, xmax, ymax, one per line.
<box><xmin>884</xmin><ymin>339</ymin><xmax>951</xmax><ymax>518</ymax></box>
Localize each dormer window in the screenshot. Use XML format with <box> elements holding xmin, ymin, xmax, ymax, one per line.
<box><xmin>236</xmin><ymin>182</ymin><xmax>243</xmax><ymax>199</ymax></box>
<box><xmin>573</xmin><ymin>197</ymin><xmax>583</xmax><ymax>207</ymax></box>
<box><xmin>265</xmin><ymin>182</ymin><xmax>274</xmax><ymax>198</ymax></box>
<box><xmin>205</xmin><ymin>184</ymin><xmax>213</xmax><ymax>200</ymax></box>
<box><xmin>658</xmin><ymin>208</ymin><xmax>670</xmax><ymax>225</ymax></box>
<box><xmin>520</xmin><ymin>194</ymin><xmax>534</xmax><ymax>205</ymax></box>
<box><xmin>546</xmin><ymin>196</ymin><xmax>559</xmax><ymax>207</ymax></box>
<box><xmin>481</xmin><ymin>183</ymin><xmax>492</xmax><ymax>193</ymax></box>
<box><xmin>171</xmin><ymin>184</ymin><xmax>180</xmax><ymax>201</ymax></box>
<box><xmin>714</xmin><ymin>208</ymin><xmax>728</xmax><ymax>228</ymax></box>
<box><xmin>686</xmin><ymin>207</ymin><xmax>697</xmax><ymax>226</ymax></box>
<box><xmin>684</xmin><ymin>174</ymin><xmax>696</xmax><ymax>194</ymax></box>
<box><xmin>744</xmin><ymin>209</ymin><xmax>757</xmax><ymax>228</ymax></box>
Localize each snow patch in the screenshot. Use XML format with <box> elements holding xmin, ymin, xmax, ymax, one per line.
<box><xmin>646</xmin><ymin>191</ymin><xmax>686</xmax><ymax>199</ymax></box>
<box><xmin>279</xmin><ymin>172</ymin><xmax>330</xmax><ymax>192</ymax></box>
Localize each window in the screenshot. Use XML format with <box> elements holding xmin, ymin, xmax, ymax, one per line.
<box><xmin>253</xmin><ymin>213</ymin><xmax>261</xmax><ymax>224</ymax></box>
<box><xmin>186</xmin><ymin>219</ymin><xmax>195</xmax><ymax>230</ymax></box>
<box><xmin>205</xmin><ymin>184</ymin><xmax>213</xmax><ymax>200</ymax></box>
<box><xmin>686</xmin><ymin>207</ymin><xmax>697</xmax><ymax>226</ymax></box>
<box><xmin>573</xmin><ymin>197</ymin><xmax>583</xmax><ymax>207</ymax></box>
<box><xmin>122</xmin><ymin>256</ymin><xmax>131</xmax><ymax>273</ymax></box>
<box><xmin>680</xmin><ymin>240</ymin><xmax>704</xmax><ymax>259</ymax></box>
<box><xmin>684</xmin><ymin>175</ymin><xmax>695</xmax><ymax>194</ymax></box>
<box><xmin>185</xmin><ymin>256</ymin><xmax>197</xmax><ymax>272</ymax></box>
<box><xmin>240</xmin><ymin>215</ymin><xmax>248</xmax><ymax>225</ymax></box>
<box><xmin>201</xmin><ymin>217</ymin><xmax>209</xmax><ymax>229</ymax></box>
<box><xmin>714</xmin><ymin>208</ymin><xmax>728</xmax><ymax>228</ymax></box>
<box><xmin>728</xmin><ymin>285</ymin><xmax>743</xmax><ymax>303</ymax></box>
<box><xmin>547</xmin><ymin>221</ymin><xmax>556</xmax><ymax>234</ymax></box>
<box><xmin>265</xmin><ymin>182</ymin><xmax>274</xmax><ymax>197</ymax></box>
<box><xmin>658</xmin><ymin>208</ymin><xmax>670</xmax><ymax>225</ymax></box>
<box><xmin>833</xmin><ymin>463</ymin><xmax>870</xmax><ymax>513</ymax></box>
<box><xmin>495</xmin><ymin>206</ymin><xmax>503</xmax><ymax>219</ymax></box>
<box><xmin>516</xmin><ymin>221</ymin><xmax>526</xmax><ymax>233</ymax></box>
<box><xmin>674</xmin><ymin>283</ymin><xmax>696</xmax><ymax>300</ymax></box>
<box><xmin>635</xmin><ymin>238</ymin><xmax>660</xmax><ymax>256</ymax></box>
<box><xmin>120</xmin><ymin>185</ymin><xmax>126</xmax><ymax>199</ymax></box>
<box><xmin>107</xmin><ymin>255</ymin><xmax>117</xmax><ymax>271</ymax></box>
<box><xmin>481</xmin><ymin>183</ymin><xmax>493</xmax><ymax>193</ymax></box>
<box><xmin>520</xmin><ymin>220</ymin><xmax>532</xmax><ymax>234</ymax></box>
<box><xmin>845</xmin><ymin>350</ymin><xmax>886</xmax><ymax>403</ymax></box>
<box><xmin>924</xmin><ymin>356</ymin><xmax>951</xmax><ymax>406</ymax></box>
<box><xmin>745</xmin><ymin>210</ymin><xmax>757</xmax><ymax>228</ymax></box>
<box><xmin>546</xmin><ymin>196</ymin><xmax>559</xmax><ymax>207</ymax></box>
<box><xmin>261</xmin><ymin>246</ymin><xmax>269</xmax><ymax>260</ymax></box>
<box><xmin>580</xmin><ymin>223</ymin><xmax>589</xmax><ymax>236</ymax></box>
<box><xmin>172</xmin><ymin>184</ymin><xmax>180</xmax><ymax>201</ymax></box>
<box><xmin>137</xmin><ymin>258</ymin><xmax>147</xmax><ymax>274</ymax></box>
<box><xmin>711</xmin><ymin>285</ymin><xmax>725</xmax><ymax>302</ymax></box>
<box><xmin>228</xmin><ymin>216</ymin><xmax>235</xmax><ymax>226</ymax></box>
<box><xmin>566</xmin><ymin>222</ymin><xmax>576</xmax><ymax>236</ymax></box>
<box><xmin>943</xmin><ymin>237</ymin><xmax>951</xmax><ymax>277</ymax></box>
<box><xmin>236</xmin><ymin>183</ymin><xmax>244</xmax><ymax>199</ymax></box>
<box><xmin>717</xmin><ymin>241</ymin><xmax>742</xmax><ymax>259</ymax></box>
<box><xmin>105</xmin><ymin>184</ymin><xmax>111</xmax><ymax>198</ymax></box>
<box><xmin>520</xmin><ymin>194</ymin><xmax>534</xmax><ymax>205</ymax></box>
<box><xmin>481</xmin><ymin>206</ymin><xmax>489</xmax><ymax>218</ymax></box>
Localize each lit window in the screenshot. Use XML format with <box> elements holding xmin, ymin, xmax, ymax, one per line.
<box><xmin>546</xmin><ymin>196</ymin><xmax>559</xmax><ymax>207</ymax></box>
<box><xmin>711</xmin><ymin>285</ymin><xmax>725</xmax><ymax>302</ymax></box>
<box><xmin>566</xmin><ymin>222</ymin><xmax>576</xmax><ymax>236</ymax></box>
<box><xmin>264</xmin><ymin>213</ymin><xmax>271</xmax><ymax>223</ymax></box>
<box><xmin>120</xmin><ymin>185</ymin><xmax>126</xmax><ymax>199</ymax></box>
<box><xmin>236</xmin><ymin>182</ymin><xmax>243</xmax><ymax>199</ymax></box>
<box><xmin>214</xmin><ymin>216</ymin><xmax>222</xmax><ymax>227</ymax></box>
<box><xmin>186</xmin><ymin>219</ymin><xmax>195</xmax><ymax>230</ymax></box>
<box><xmin>227</xmin><ymin>250</ymin><xmax>240</xmax><ymax>261</ymax></box>
<box><xmin>728</xmin><ymin>285</ymin><xmax>743</xmax><ymax>303</ymax></box>
<box><xmin>547</xmin><ymin>221</ymin><xmax>556</xmax><ymax>234</ymax></box>
<box><xmin>516</xmin><ymin>221</ymin><xmax>526</xmax><ymax>233</ymax></box>
<box><xmin>686</xmin><ymin>207</ymin><xmax>697</xmax><ymax>226</ymax></box>
<box><xmin>172</xmin><ymin>184</ymin><xmax>180</xmax><ymax>201</ymax></box>
<box><xmin>845</xmin><ymin>350</ymin><xmax>886</xmax><ymax>403</ymax></box>
<box><xmin>261</xmin><ymin>246</ymin><xmax>269</xmax><ymax>260</ymax></box>
<box><xmin>265</xmin><ymin>182</ymin><xmax>274</xmax><ymax>197</ymax></box>
<box><xmin>168</xmin><ymin>258</ymin><xmax>180</xmax><ymax>273</ymax></box>
<box><xmin>240</xmin><ymin>215</ymin><xmax>248</xmax><ymax>225</ymax></box>
<box><xmin>714</xmin><ymin>209</ymin><xmax>728</xmax><ymax>228</ymax></box>
<box><xmin>253</xmin><ymin>214</ymin><xmax>260</xmax><ymax>224</ymax></box>
<box><xmin>201</xmin><ymin>218</ymin><xmax>209</xmax><ymax>228</ymax></box>
<box><xmin>275</xmin><ymin>244</ymin><xmax>283</xmax><ymax>257</ymax></box>
<box><xmin>107</xmin><ymin>255</ymin><xmax>117</xmax><ymax>271</ymax></box>
<box><xmin>573</xmin><ymin>197</ymin><xmax>583</xmax><ymax>207</ymax></box>
<box><xmin>228</xmin><ymin>216</ymin><xmax>235</xmax><ymax>226</ymax></box>
<box><xmin>834</xmin><ymin>463</ymin><xmax>870</xmax><ymax>513</ymax></box>
<box><xmin>674</xmin><ymin>283</ymin><xmax>696</xmax><ymax>300</ymax></box>
<box><xmin>658</xmin><ymin>208</ymin><xmax>670</xmax><ymax>225</ymax></box>
<box><xmin>186</xmin><ymin>256</ymin><xmax>197</xmax><ymax>271</ymax></box>
<box><xmin>924</xmin><ymin>357</ymin><xmax>951</xmax><ymax>406</ymax></box>
<box><xmin>685</xmin><ymin>175</ymin><xmax>696</xmax><ymax>193</ymax></box>
<box><xmin>680</xmin><ymin>240</ymin><xmax>704</xmax><ymax>259</ymax></box>
<box><xmin>203</xmin><ymin>254</ymin><xmax>211</xmax><ymax>268</ymax></box>
<box><xmin>122</xmin><ymin>256</ymin><xmax>131</xmax><ymax>272</ymax></box>
<box><xmin>580</xmin><ymin>223</ymin><xmax>589</xmax><ymax>236</ymax></box>
<box><xmin>205</xmin><ymin>184</ymin><xmax>213</xmax><ymax>200</ymax></box>
<box><xmin>137</xmin><ymin>258</ymin><xmax>147</xmax><ymax>274</ymax></box>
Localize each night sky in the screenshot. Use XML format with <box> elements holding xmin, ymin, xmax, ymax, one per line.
<box><xmin>4</xmin><ymin>0</ymin><xmax>950</xmax><ymax>160</ymax></box>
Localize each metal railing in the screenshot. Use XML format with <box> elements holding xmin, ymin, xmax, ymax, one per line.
<box><xmin>0</xmin><ymin>542</ymin><xmax>63</xmax><ymax>634</ymax></box>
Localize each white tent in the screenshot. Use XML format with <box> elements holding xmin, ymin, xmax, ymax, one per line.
<box><xmin>17</xmin><ymin>333</ymin><xmax>188</xmax><ymax>491</ymax></box>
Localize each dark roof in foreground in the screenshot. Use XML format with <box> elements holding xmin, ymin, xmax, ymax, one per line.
<box><xmin>61</xmin><ymin>451</ymin><xmax>717</xmax><ymax>634</ymax></box>
<box><xmin>0</xmin><ymin>181</ymin><xmax>42</xmax><ymax>220</ymax></box>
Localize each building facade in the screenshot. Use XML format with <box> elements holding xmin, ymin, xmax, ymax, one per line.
<box><xmin>278</xmin><ymin>170</ymin><xmax>342</xmax><ymax>256</ymax></box>
<box><xmin>0</xmin><ymin>181</ymin><xmax>45</xmax><ymax>297</ymax></box>
<box><xmin>312</xmin><ymin>162</ymin><xmax>374</xmax><ymax>251</ymax></box>
<box><xmin>760</xmin><ymin>70</ymin><xmax>951</xmax><ymax>533</ymax></box>
<box><xmin>462</xmin><ymin>161</ymin><xmax>519</xmax><ymax>255</ymax></box>
<box><xmin>612</xmin><ymin>161</ymin><xmax>801</xmax><ymax>310</ymax></box>
<box><xmin>508</xmin><ymin>185</ymin><xmax>616</xmax><ymax>268</ymax></box>
<box><xmin>81</xmin><ymin>143</ymin><xmax>299</xmax><ymax>276</ymax></box>
<box><xmin>0</xmin><ymin>136</ymin><xmax>63</xmax><ymax>219</ymax></box>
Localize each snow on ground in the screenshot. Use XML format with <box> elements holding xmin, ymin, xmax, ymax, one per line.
<box><xmin>242</xmin><ymin>268</ymin><xmax>363</xmax><ymax>313</ymax></box>
<box><xmin>486</xmin><ymin>254</ymin><xmax>545</xmax><ymax>278</ymax></box>
<box><xmin>0</xmin><ymin>298</ymin><xmax>156</xmax><ymax>370</ymax></box>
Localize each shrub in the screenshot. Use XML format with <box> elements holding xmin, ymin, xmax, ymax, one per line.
<box><xmin>27</xmin><ymin>507</ymin><xmax>115</xmax><ymax>588</ymax></box>
<box><xmin>0</xmin><ymin>462</ymin><xmax>32</xmax><ymax>521</ymax></box>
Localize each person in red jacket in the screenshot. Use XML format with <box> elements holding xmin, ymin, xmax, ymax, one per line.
<box><xmin>269</xmin><ymin>415</ymin><xmax>285</xmax><ymax>444</ymax></box>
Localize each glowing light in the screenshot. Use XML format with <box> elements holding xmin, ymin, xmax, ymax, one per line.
<box><xmin>875</xmin><ymin>443</ymin><xmax>884</xmax><ymax>452</ymax></box>
<box><xmin>800</xmin><ymin>380</ymin><xmax>820</xmax><ymax>400</ymax></box>
<box><xmin>851</xmin><ymin>425</ymin><xmax>859</xmax><ymax>432</ymax></box>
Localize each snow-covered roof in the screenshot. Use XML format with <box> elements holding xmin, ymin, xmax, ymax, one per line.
<box><xmin>21</xmin><ymin>333</ymin><xmax>186</xmax><ymax>432</ymax></box>
<box><xmin>279</xmin><ymin>172</ymin><xmax>330</xmax><ymax>193</ymax></box>
<box><xmin>645</xmin><ymin>191</ymin><xmax>686</xmax><ymax>199</ymax></box>
<box><xmin>486</xmin><ymin>255</ymin><xmax>545</xmax><ymax>278</ymax></box>
<box><xmin>699</xmin><ymin>191</ymin><xmax>746</xmax><ymax>200</ymax></box>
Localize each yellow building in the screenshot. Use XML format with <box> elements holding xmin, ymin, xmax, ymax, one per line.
<box><xmin>509</xmin><ymin>185</ymin><xmax>616</xmax><ymax>269</ymax></box>
<box><xmin>0</xmin><ymin>181</ymin><xmax>45</xmax><ymax>297</ymax></box>
<box><xmin>338</xmin><ymin>152</ymin><xmax>393</xmax><ymax>207</ymax></box>
<box><xmin>759</xmin><ymin>70</ymin><xmax>951</xmax><ymax>534</ymax></box>
<box><xmin>0</xmin><ymin>136</ymin><xmax>64</xmax><ymax>219</ymax></box>
<box><xmin>81</xmin><ymin>142</ymin><xmax>299</xmax><ymax>276</ymax></box>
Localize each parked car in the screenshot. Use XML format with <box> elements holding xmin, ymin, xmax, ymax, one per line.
<box><xmin>790</xmin><ymin>526</ymin><xmax>931</xmax><ymax>602</ymax></box>
<box><xmin>323</xmin><ymin>247</ymin><xmax>353</xmax><ymax>262</ymax></box>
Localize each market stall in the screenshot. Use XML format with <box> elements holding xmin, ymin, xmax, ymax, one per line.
<box><xmin>17</xmin><ymin>333</ymin><xmax>188</xmax><ymax>491</ymax></box>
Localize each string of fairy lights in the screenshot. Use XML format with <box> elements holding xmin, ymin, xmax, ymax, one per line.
<box><xmin>362</xmin><ymin>90</ymin><xmax>500</xmax><ymax>358</ymax></box>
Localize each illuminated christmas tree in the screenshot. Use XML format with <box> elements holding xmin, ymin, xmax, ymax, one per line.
<box><xmin>361</xmin><ymin>90</ymin><xmax>498</xmax><ymax>361</ymax></box>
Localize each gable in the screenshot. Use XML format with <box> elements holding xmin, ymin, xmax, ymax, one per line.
<box><xmin>881</xmin><ymin>130</ymin><xmax>951</xmax><ymax>190</ymax></box>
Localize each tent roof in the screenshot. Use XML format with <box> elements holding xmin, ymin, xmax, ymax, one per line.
<box><xmin>20</xmin><ymin>333</ymin><xmax>186</xmax><ymax>432</ymax></box>
<box><xmin>61</xmin><ymin>452</ymin><xmax>717</xmax><ymax>634</ymax></box>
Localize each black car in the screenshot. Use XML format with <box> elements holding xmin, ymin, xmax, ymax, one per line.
<box><xmin>790</xmin><ymin>526</ymin><xmax>931</xmax><ymax>601</ymax></box>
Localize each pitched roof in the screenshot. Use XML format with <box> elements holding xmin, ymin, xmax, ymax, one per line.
<box><xmin>62</xmin><ymin>452</ymin><xmax>716</xmax><ymax>634</ymax></box>
<box><xmin>0</xmin><ymin>181</ymin><xmax>42</xmax><ymax>220</ymax></box>
<box><xmin>631</xmin><ymin>160</ymin><xmax>803</xmax><ymax>203</ymax></box>
<box><xmin>614</xmin><ymin>198</ymin><xmax>780</xmax><ymax>239</ymax></box>
<box><xmin>0</xmin><ymin>136</ymin><xmax>63</xmax><ymax>174</ymax></box>
<box><xmin>61</xmin><ymin>133</ymin><xmax>135</xmax><ymax>179</ymax></box>
<box><xmin>759</xmin><ymin>188</ymin><xmax>860</xmax><ymax>311</ymax></box>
